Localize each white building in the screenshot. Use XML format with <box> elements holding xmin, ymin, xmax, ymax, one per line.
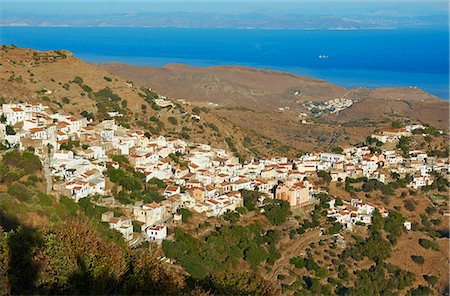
<box><xmin>146</xmin><ymin>225</ymin><xmax>168</xmax><ymax>241</ymax></box>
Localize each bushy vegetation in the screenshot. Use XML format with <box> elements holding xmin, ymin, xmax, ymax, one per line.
<box><xmin>80</xmin><ymin>110</ymin><xmax>95</xmax><ymax>121</ymax></box>
<box><xmin>263</xmin><ymin>199</ymin><xmax>290</xmax><ymax>226</ymax></box>
<box><xmin>397</xmin><ymin>136</ymin><xmax>411</xmax><ymax>157</ymax></box>
<box><xmin>290</xmin><ymin>255</ymin><xmax>328</xmax><ymax>278</ymax></box>
<box><xmin>5</xmin><ymin>125</ymin><xmax>16</xmax><ymax>135</ymax></box>
<box><xmin>411</xmin><ymin>255</ymin><xmax>425</xmax><ymax>265</ymax></box>
<box><xmin>178</xmin><ymin>208</ymin><xmax>192</xmax><ymax>223</ymax></box>
<box><xmin>7</xmin><ymin>182</ymin><xmax>33</xmax><ymax>202</ymax></box>
<box><xmin>139</xmin><ymin>87</ymin><xmax>160</xmax><ymax>110</ymax></box>
<box><xmin>296</xmin><ymin>193</ymin><xmax>330</xmax><ymax>234</ymax></box>
<box><xmin>1</xmin><ymin>219</ymin><xmax>259</xmax><ymax>295</ymax></box>
<box><xmin>168</xmin><ymin>116</ymin><xmax>178</xmax><ymax>125</ymax></box>
<box><xmin>94</xmin><ymin>87</ymin><xmax>121</xmax><ymax>102</ymax></box>
<box><xmin>105</xmin><ymin>166</ymin><xmax>164</xmax><ymax>204</ymax></box>
<box><xmin>418</xmin><ymin>238</ymin><xmax>439</xmax><ymax>251</ymax></box>
<box><xmin>345</xmin><ymin>175</ymin><xmax>412</xmax><ymax>196</ymax></box>
<box><xmin>1</xmin><ymin>150</ymin><xmax>42</xmax><ymax>177</ymax></box>
<box><xmin>317</xmin><ymin>170</ymin><xmax>331</xmax><ymax>183</ymax></box>
<box><xmin>162</xmin><ymin>225</ymin><xmax>280</xmax><ymax>279</ymax></box>
<box><xmin>241</xmin><ymin>189</ymin><xmax>263</xmax><ymax>211</ymax></box>
<box><xmin>59</xmin><ymin>139</ymin><xmax>80</xmax><ymax>151</ymax></box>
<box><xmin>0</xmin><ymin>148</ymin><xmax>280</xmax><ymax>295</ymax></box>
<box><xmin>383</xmin><ymin>211</ymin><xmax>405</xmax><ymax>244</ymax></box>
<box><xmin>331</xmin><ymin>146</ymin><xmax>343</xmax><ymax>154</ymax></box>
<box><xmin>225</xmin><ymin>137</ymin><xmax>242</xmax><ymax>161</ymax></box>
<box><xmin>330</xmin><ymin>210</ymin><xmax>418</xmax><ymax>295</ymax></box>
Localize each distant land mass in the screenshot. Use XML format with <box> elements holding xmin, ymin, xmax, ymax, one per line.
<box><xmin>2</xmin><ymin>13</ymin><xmax>448</xmax><ymax>30</ymax></box>
<box><xmin>1</xmin><ymin>45</ymin><xmax>447</xmax><ymax>155</ymax></box>
<box><xmin>98</xmin><ymin>61</ymin><xmax>449</xmax><ymax>153</ymax></box>
<box><xmin>98</xmin><ymin>62</ymin><xmax>449</xmax><ymax>126</ymax></box>
<box><xmin>2</xmin><ymin>27</ymin><xmax>448</xmax><ymax>100</ymax></box>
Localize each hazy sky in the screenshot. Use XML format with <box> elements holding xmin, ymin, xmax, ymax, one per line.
<box><xmin>1</xmin><ymin>1</ymin><xmax>447</xmax><ymax>16</ymax></box>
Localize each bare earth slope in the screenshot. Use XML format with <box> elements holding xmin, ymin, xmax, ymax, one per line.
<box><xmin>0</xmin><ymin>46</ymin><xmax>286</xmax><ymax>159</ymax></box>
<box><xmin>98</xmin><ymin>62</ymin><xmax>448</xmax><ymax>152</ymax></box>
<box><xmin>98</xmin><ymin>62</ymin><xmax>448</xmax><ymax>128</ymax></box>
<box><xmin>331</xmin><ymin>88</ymin><xmax>449</xmax><ymax>127</ymax></box>
<box><xmin>97</xmin><ymin>62</ymin><xmax>348</xmax><ymax>111</ymax></box>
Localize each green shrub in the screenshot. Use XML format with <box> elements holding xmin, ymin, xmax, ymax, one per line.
<box><xmin>404</xmin><ymin>200</ymin><xmax>416</xmax><ymax>211</ymax></box>
<box><xmin>410</xmin><ymin>255</ymin><xmax>424</xmax><ymax>264</ymax></box>
<box><xmin>80</xmin><ymin>110</ymin><xmax>95</xmax><ymax>121</ymax></box>
<box><xmin>407</xmin><ymin>285</ymin><xmax>433</xmax><ymax>296</ymax></box>
<box><xmin>178</xmin><ymin>208</ymin><xmax>192</xmax><ymax>223</ymax></box>
<box><xmin>111</xmin><ymin>155</ymin><xmax>129</xmax><ymax>164</ymax></box>
<box><xmin>3</xmin><ymin>150</ymin><xmax>42</xmax><ymax>174</ymax></box>
<box><xmin>317</xmin><ymin>170</ymin><xmax>331</xmax><ymax>182</ymax></box>
<box><xmin>263</xmin><ymin>199</ymin><xmax>290</xmax><ymax>226</ymax></box>
<box><xmin>38</xmin><ymin>192</ymin><xmax>54</xmax><ymax>207</ymax></box>
<box><xmin>168</xmin><ymin>117</ymin><xmax>178</xmax><ymax>125</ymax></box>
<box><xmin>27</xmin><ymin>174</ymin><xmax>38</xmax><ymax>183</ymax></box>
<box><xmin>241</xmin><ymin>190</ymin><xmax>262</xmax><ymax>211</ymax></box>
<box><xmin>148</xmin><ymin>177</ymin><xmax>166</xmax><ymax>189</ymax></box>
<box><xmin>5</xmin><ymin>125</ymin><xmax>16</xmax><ymax>135</ymax></box>
<box><xmin>223</xmin><ymin>210</ymin><xmax>240</xmax><ymax>224</ymax></box>
<box><xmin>290</xmin><ymin>256</ymin><xmax>305</xmax><ymax>268</ymax></box>
<box><xmin>328</xmin><ymin>222</ymin><xmax>342</xmax><ymax>235</ymax></box>
<box><xmin>7</xmin><ymin>181</ymin><xmax>33</xmax><ymax>201</ymax></box>
<box><xmin>418</xmin><ymin>238</ymin><xmax>439</xmax><ymax>251</ymax></box>
<box><xmin>331</xmin><ymin>146</ymin><xmax>343</xmax><ymax>154</ymax></box>
<box><xmin>4</xmin><ymin>169</ymin><xmax>25</xmax><ymax>183</ymax></box>
<box><xmin>94</xmin><ymin>87</ymin><xmax>121</xmax><ymax>102</ymax></box>
<box><xmin>423</xmin><ymin>275</ymin><xmax>438</xmax><ymax>287</ymax></box>
<box><xmin>192</xmin><ymin>107</ymin><xmax>202</xmax><ymax>115</ymax></box>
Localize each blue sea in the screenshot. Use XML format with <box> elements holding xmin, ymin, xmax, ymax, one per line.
<box><xmin>0</xmin><ymin>27</ymin><xmax>448</xmax><ymax>99</ymax></box>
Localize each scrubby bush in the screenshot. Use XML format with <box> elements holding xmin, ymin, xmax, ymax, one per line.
<box><xmin>410</xmin><ymin>255</ymin><xmax>424</xmax><ymax>265</ymax></box>
<box><xmin>263</xmin><ymin>199</ymin><xmax>290</xmax><ymax>226</ymax></box>
<box><xmin>7</xmin><ymin>182</ymin><xmax>33</xmax><ymax>201</ymax></box>
<box><xmin>168</xmin><ymin>117</ymin><xmax>178</xmax><ymax>125</ymax></box>
<box><xmin>404</xmin><ymin>200</ymin><xmax>416</xmax><ymax>211</ymax></box>
<box><xmin>178</xmin><ymin>208</ymin><xmax>192</xmax><ymax>223</ymax></box>
<box><xmin>418</xmin><ymin>238</ymin><xmax>439</xmax><ymax>251</ymax></box>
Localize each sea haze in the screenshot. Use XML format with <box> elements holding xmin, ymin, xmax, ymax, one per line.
<box><xmin>1</xmin><ymin>26</ymin><xmax>448</xmax><ymax>99</ymax></box>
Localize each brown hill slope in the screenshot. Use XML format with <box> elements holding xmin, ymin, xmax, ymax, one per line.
<box><xmin>98</xmin><ymin>62</ymin><xmax>448</xmax><ymax>128</ymax></box>
<box><xmin>98</xmin><ymin>62</ymin><xmax>448</xmax><ymax>152</ymax></box>
<box><xmin>0</xmin><ymin>46</ymin><xmax>288</xmax><ymax>159</ymax></box>
<box><xmin>329</xmin><ymin>88</ymin><xmax>449</xmax><ymax>127</ymax></box>
<box><xmin>97</xmin><ymin>62</ymin><xmax>348</xmax><ymax>111</ymax></box>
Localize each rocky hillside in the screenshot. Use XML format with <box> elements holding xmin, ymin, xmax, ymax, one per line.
<box><xmin>1</xmin><ymin>46</ymin><xmax>447</xmax><ymax>156</ymax></box>
<box><xmin>0</xmin><ymin>46</ymin><xmax>290</xmax><ymax>159</ymax></box>
<box><xmin>98</xmin><ymin>62</ymin><xmax>448</xmax><ymax>128</ymax></box>
<box><xmin>98</xmin><ymin>61</ymin><xmax>448</xmax><ymax>152</ymax></box>
<box><xmin>97</xmin><ymin>62</ymin><xmax>348</xmax><ymax>111</ymax></box>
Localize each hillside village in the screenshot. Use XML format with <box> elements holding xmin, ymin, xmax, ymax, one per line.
<box><xmin>0</xmin><ymin>101</ymin><xmax>448</xmax><ymax>245</ymax></box>
<box><xmin>301</xmin><ymin>97</ymin><xmax>355</xmax><ymax>116</ymax></box>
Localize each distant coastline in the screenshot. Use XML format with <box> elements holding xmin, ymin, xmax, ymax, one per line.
<box><xmin>93</xmin><ymin>58</ymin><xmax>448</xmax><ymax>101</ymax></box>
<box><xmin>1</xmin><ymin>26</ymin><xmax>448</xmax><ymax>100</ymax></box>
<box><xmin>1</xmin><ymin>25</ymin><xmax>399</xmax><ymax>31</ymax></box>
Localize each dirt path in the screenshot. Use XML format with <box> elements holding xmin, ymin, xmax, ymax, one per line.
<box><xmin>42</xmin><ymin>155</ymin><xmax>53</xmax><ymax>194</ymax></box>
<box><xmin>266</xmin><ymin>227</ymin><xmax>325</xmax><ymax>281</ymax></box>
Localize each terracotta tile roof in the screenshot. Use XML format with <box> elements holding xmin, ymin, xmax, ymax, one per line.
<box><xmin>165</xmin><ymin>185</ymin><xmax>179</xmax><ymax>192</ymax></box>
<box><xmin>29</xmin><ymin>127</ymin><xmax>44</xmax><ymax>133</ymax></box>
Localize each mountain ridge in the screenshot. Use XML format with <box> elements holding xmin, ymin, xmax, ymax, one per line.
<box><xmin>97</xmin><ymin>61</ymin><xmax>448</xmax><ymax>152</ymax></box>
